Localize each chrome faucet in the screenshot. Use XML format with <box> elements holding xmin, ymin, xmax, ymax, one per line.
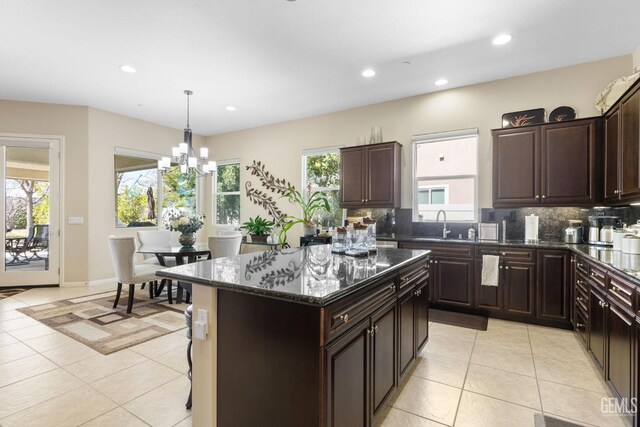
<box><xmin>436</xmin><ymin>210</ymin><xmax>451</xmax><ymax>239</ymax></box>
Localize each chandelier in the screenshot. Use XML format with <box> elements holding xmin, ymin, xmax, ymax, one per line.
<box><xmin>158</xmin><ymin>90</ymin><xmax>216</xmax><ymax>176</ymax></box>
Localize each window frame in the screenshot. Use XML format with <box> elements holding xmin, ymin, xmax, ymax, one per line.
<box><xmin>301</xmin><ymin>146</ymin><xmax>343</xmax><ymax>228</ymax></box>
<box><xmin>411</xmin><ymin>129</ymin><xmax>479</xmax><ymax>223</ymax></box>
<box><xmin>212</xmin><ymin>158</ymin><xmax>241</xmax><ymax>226</ymax></box>
<box><xmin>114</xmin><ymin>147</ymin><xmax>202</xmax><ymax>229</ymax></box>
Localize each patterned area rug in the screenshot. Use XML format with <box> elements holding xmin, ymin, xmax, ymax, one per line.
<box><xmin>0</xmin><ymin>287</ymin><xmax>30</xmax><ymax>300</ymax></box>
<box><xmin>18</xmin><ymin>290</ymin><xmax>187</xmax><ymax>355</ymax></box>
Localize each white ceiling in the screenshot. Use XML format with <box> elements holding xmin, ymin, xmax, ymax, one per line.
<box><xmin>1</xmin><ymin>0</ymin><xmax>639</xmax><ymax>136</ymax></box>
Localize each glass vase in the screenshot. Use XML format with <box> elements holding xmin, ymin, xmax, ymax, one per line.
<box><xmin>179</xmin><ymin>233</ymin><xmax>196</xmax><ymax>248</ymax></box>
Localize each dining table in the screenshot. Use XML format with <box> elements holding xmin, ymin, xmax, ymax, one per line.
<box><xmin>137</xmin><ymin>243</ymin><xmax>211</xmax><ymax>304</ymax></box>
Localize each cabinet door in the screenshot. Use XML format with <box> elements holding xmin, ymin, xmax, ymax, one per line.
<box><xmin>606</xmin><ymin>303</ymin><xmax>634</xmax><ymax>404</ymax></box>
<box><xmin>604</xmin><ymin>109</ymin><xmax>620</xmax><ymax>201</ymax></box>
<box><xmin>474</xmin><ymin>259</ymin><xmax>502</xmax><ymax>312</ymax></box>
<box><xmin>415</xmin><ymin>280</ymin><xmax>429</xmax><ymax>353</ymax></box>
<box><xmin>540</xmin><ymin>120</ymin><xmax>601</xmax><ymax>205</ymax></box>
<box><xmin>435</xmin><ymin>257</ymin><xmax>474</xmax><ymax>307</ymax></box>
<box><xmin>340</xmin><ymin>147</ymin><xmax>366</xmax><ymax>207</ymax></box>
<box><xmin>503</xmin><ymin>262</ymin><xmax>536</xmax><ymax>316</ymax></box>
<box><xmin>588</xmin><ymin>289</ymin><xmax>606</xmax><ymax>371</ymax></box>
<box><xmin>398</xmin><ymin>288</ymin><xmax>416</xmax><ymax>379</ymax></box>
<box><xmin>493</xmin><ymin>128</ymin><xmax>540</xmax><ymax>206</ymax></box>
<box><xmin>325</xmin><ymin>320</ymin><xmax>370</xmax><ymax>427</ymax></box>
<box><xmin>620</xmin><ymin>89</ymin><xmax>640</xmax><ymax>198</ymax></box>
<box><xmin>371</xmin><ymin>300</ymin><xmax>397</xmax><ymax>418</ymax></box>
<box><xmin>366</xmin><ymin>143</ymin><xmax>399</xmax><ymax>207</ymax></box>
<box><xmin>537</xmin><ymin>250</ymin><xmax>570</xmax><ymax>322</ymax></box>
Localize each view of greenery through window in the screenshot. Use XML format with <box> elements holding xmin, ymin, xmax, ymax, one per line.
<box><xmin>215</xmin><ymin>162</ymin><xmax>240</xmax><ymax>225</ymax></box>
<box><xmin>6</xmin><ymin>180</ymin><xmax>49</xmax><ymax>237</ymax></box>
<box><xmin>115</xmin><ymin>155</ymin><xmax>196</xmax><ymax>227</ymax></box>
<box><xmin>304</xmin><ymin>151</ymin><xmax>342</xmax><ymax>227</ymax></box>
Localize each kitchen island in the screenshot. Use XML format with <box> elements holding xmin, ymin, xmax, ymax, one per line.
<box><xmin>157</xmin><ymin>245</ymin><xmax>430</xmax><ymax>427</ymax></box>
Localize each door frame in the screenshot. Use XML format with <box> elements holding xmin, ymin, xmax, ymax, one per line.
<box><xmin>0</xmin><ymin>133</ymin><xmax>63</xmax><ymax>287</ymax></box>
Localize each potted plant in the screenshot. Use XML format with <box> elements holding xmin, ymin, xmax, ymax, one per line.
<box><xmin>163</xmin><ymin>209</ymin><xmax>205</xmax><ymax>247</ymax></box>
<box><xmin>241</xmin><ymin>215</ymin><xmax>275</xmax><ymax>243</ymax></box>
<box><xmin>279</xmin><ymin>187</ymin><xmax>330</xmax><ymax>244</ymax></box>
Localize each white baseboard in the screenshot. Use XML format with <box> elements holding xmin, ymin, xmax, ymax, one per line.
<box><xmin>60</xmin><ymin>281</ymin><xmax>88</xmax><ymax>288</ymax></box>
<box><xmin>87</xmin><ymin>277</ymin><xmax>116</xmax><ymax>286</ymax></box>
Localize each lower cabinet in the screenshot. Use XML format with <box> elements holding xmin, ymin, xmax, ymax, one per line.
<box><xmin>434</xmin><ymin>257</ymin><xmax>474</xmax><ymax>307</ymax></box>
<box><xmin>325</xmin><ymin>298</ymin><xmax>397</xmax><ymax>427</ymax></box>
<box><xmin>325</xmin><ymin>260</ymin><xmax>430</xmax><ymax>427</ymax></box>
<box><xmin>503</xmin><ymin>261</ymin><xmax>536</xmax><ymax>317</ymax></box>
<box><xmin>606</xmin><ymin>301</ymin><xmax>635</xmax><ymax>407</ymax></box>
<box><xmin>588</xmin><ymin>287</ymin><xmax>607</xmax><ymax>371</ymax></box>
<box><xmin>537</xmin><ymin>250</ymin><xmax>571</xmax><ymax>322</ymax></box>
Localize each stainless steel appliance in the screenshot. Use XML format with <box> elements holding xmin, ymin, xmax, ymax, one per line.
<box><xmin>588</xmin><ymin>215</ymin><xmax>621</xmax><ymax>245</ymax></box>
<box><xmin>564</xmin><ymin>220</ymin><xmax>583</xmax><ymax>244</ymax></box>
<box><xmin>478</xmin><ymin>223</ymin><xmax>498</xmax><ymax>241</ymax></box>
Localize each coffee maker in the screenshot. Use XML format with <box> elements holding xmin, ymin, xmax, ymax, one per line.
<box><xmin>564</xmin><ymin>220</ymin><xmax>583</xmax><ymax>244</ymax></box>
<box><xmin>588</xmin><ymin>215</ymin><xmax>621</xmax><ymax>245</ymax></box>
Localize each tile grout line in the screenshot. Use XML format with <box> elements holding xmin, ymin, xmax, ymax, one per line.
<box><xmin>450</xmin><ymin>329</ymin><xmax>478</xmax><ymax>426</ymax></box>
<box><xmin>527</xmin><ymin>323</ymin><xmax>545</xmax><ymax>418</ymax></box>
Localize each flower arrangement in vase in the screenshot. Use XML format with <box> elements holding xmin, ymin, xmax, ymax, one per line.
<box><xmin>163</xmin><ymin>209</ymin><xmax>205</xmax><ymax>247</ymax></box>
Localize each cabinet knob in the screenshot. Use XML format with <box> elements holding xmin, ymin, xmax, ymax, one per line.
<box><xmin>505</xmin><ymin>266</ymin><xmax>510</xmax><ymax>270</ymax></box>
<box><xmin>577</xmin><ymin>296</ymin><xmax>582</xmax><ymax>302</ymax></box>
<box><xmin>374</xmin><ymin>325</ymin><xmax>379</xmax><ymax>333</ymax></box>
<box><xmin>576</xmin><ymin>322</ymin><xmax>585</xmax><ymax>328</ymax></box>
<box><xmin>499</xmin><ymin>265</ymin><xmax>503</xmax><ymax>270</ymax></box>
<box><xmin>541</xmin><ymin>195</ymin><xmax>546</xmax><ymax>199</ymax></box>
<box><xmin>368</xmin><ymin>328</ymin><xmax>374</xmax><ymax>336</ymax></box>
<box><xmin>389</xmin><ymin>284</ymin><xmax>396</xmax><ymax>292</ymax></box>
<box><xmin>501</xmin><ymin>252</ymin><xmax>506</xmax><ymax>256</ymax></box>
<box><xmin>365</xmin><ymin>199</ymin><xmax>368</xmax><ymax>202</ymax></box>
<box><xmin>614</xmin><ymin>190</ymin><xmax>619</xmax><ymax>194</ymax></box>
<box><xmin>611</xmin><ymin>286</ymin><xmax>618</xmax><ymax>293</ymax></box>
<box><xmin>361</xmin><ymin>199</ymin><xmax>364</xmax><ymax>202</ymax></box>
<box><xmin>570</xmin><ymin>259</ymin><xmax>576</xmax><ymax>263</ymax></box>
<box><xmin>535</xmin><ymin>195</ymin><xmax>540</xmax><ymax>199</ymax></box>
<box><xmin>577</xmin><ymin>263</ymin><xmax>583</xmax><ymax>268</ymax></box>
<box><xmin>434</xmin><ymin>260</ymin><xmax>438</xmax><ymax>264</ymax></box>
<box><xmin>340</xmin><ymin>314</ymin><xmax>349</xmax><ymax>323</ymax></box>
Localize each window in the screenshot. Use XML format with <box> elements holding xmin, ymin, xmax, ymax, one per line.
<box><xmin>412</xmin><ymin>129</ymin><xmax>478</xmax><ymax>222</ymax></box>
<box><xmin>302</xmin><ymin>147</ymin><xmax>342</xmax><ymax>227</ymax></box>
<box><xmin>213</xmin><ymin>160</ymin><xmax>240</xmax><ymax>225</ymax></box>
<box><xmin>115</xmin><ymin>149</ymin><xmax>198</xmax><ymax>228</ymax></box>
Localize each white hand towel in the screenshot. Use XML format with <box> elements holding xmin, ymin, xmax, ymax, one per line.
<box><xmin>481</xmin><ymin>255</ymin><xmax>500</xmax><ymax>286</ymax></box>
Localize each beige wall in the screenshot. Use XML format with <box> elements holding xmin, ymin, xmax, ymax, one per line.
<box><xmin>87</xmin><ymin>108</ymin><xmax>207</xmax><ymax>282</ymax></box>
<box><xmin>634</xmin><ymin>47</ymin><xmax>640</xmax><ymax>69</ymax></box>
<box><xmin>0</xmin><ymin>100</ymin><xmax>89</xmax><ymax>285</ymax></box>
<box><xmin>206</xmin><ymin>55</ymin><xmax>632</xmax><ymax>244</ymax></box>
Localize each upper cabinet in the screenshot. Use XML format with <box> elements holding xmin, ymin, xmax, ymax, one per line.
<box><xmin>492</xmin><ymin>118</ymin><xmax>603</xmax><ymax>208</ymax></box>
<box><xmin>340</xmin><ymin>141</ymin><xmax>401</xmax><ymax>208</ymax></box>
<box><xmin>605</xmin><ymin>80</ymin><xmax>640</xmax><ymax>204</ymax></box>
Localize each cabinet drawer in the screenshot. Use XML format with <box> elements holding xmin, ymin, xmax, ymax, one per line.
<box><xmin>476</xmin><ymin>246</ymin><xmax>536</xmax><ymax>262</ymax></box>
<box><xmin>575</xmin><ymin>306</ymin><xmax>588</xmax><ymax>345</ymax></box>
<box><xmin>608</xmin><ymin>273</ymin><xmax>636</xmax><ymax>312</ymax></box>
<box><xmin>575</xmin><ymin>285</ymin><xmax>588</xmax><ymax>314</ymax></box>
<box><xmin>323</xmin><ymin>279</ymin><xmax>396</xmax><ymax>344</ymax></box>
<box><xmin>398</xmin><ymin>262</ymin><xmax>429</xmax><ymax>291</ymax></box>
<box><xmin>575</xmin><ymin>257</ymin><xmax>589</xmax><ymax>276</ymax></box>
<box><xmin>588</xmin><ymin>263</ymin><xmax>606</xmax><ymax>290</ymax></box>
<box><xmin>575</xmin><ymin>271</ymin><xmax>588</xmax><ymax>295</ymax></box>
<box><xmin>401</xmin><ymin>242</ymin><xmax>473</xmax><ymax>259</ymax></box>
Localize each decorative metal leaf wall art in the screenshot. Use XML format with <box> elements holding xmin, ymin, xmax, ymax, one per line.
<box><xmin>244</xmin><ymin>160</ymin><xmax>297</xmax><ymax>224</ymax></box>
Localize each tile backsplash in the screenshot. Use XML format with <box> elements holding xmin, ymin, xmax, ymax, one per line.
<box><xmin>347</xmin><ymin>206</ymin><xmax>640</xmax><ymax>242</ymax></box>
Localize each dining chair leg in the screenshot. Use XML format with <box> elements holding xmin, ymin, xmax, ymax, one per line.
<box><xmin>126</xmin><ymin>284</ymin><xmax>135</xmax><ymax>314</ymax></box>
<box><xmin>176</xmin><ymin>285</ymin><xmax>183</xmax><ymax>304</ymax></box>
<box><xmin>185</xmin><ymin>291</ymin><xmax>191</xmax><ymax>304</ymax></box>
<box><xmin>167</xmin><ymin>280</ymin><xmax>173</xmax><ymax>304</ymax></box>
<box><xmin>155</xmin><ymin>279</ymin><xmax>165</xmax><ymax>297</ymax></box>
<box><xmin>148</xmin><ymin>281</ymin><xmax>155</xmax><ymax>299</ymax></box>
<box><xmin>141</xmin><ymin>283</ymin><xmax>146</xmax><ymax>290</ymax></box>
<box><xmin>113</xmin><ymin>283</ymin><xmax>122</xmax><ymax>308</ymax></box>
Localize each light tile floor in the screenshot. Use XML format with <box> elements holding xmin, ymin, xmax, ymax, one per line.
<box><xmin>0</xmin><ymin>286</ymin><xmax>633</xmax><ymax>427</ymax></box>
<box><xmin>0</xmin><ymin>284</ymin><xmax>191</xmax><ymax>427</ymax></box>
<box><xmin>378</xmin><ymin>319</ymin><xmax>632</xmax><ymax>427</ymax></box>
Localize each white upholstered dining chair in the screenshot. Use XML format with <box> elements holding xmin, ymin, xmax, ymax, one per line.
<box><xmin>136</xmin><ymin>230</ymin><xmax>177</xmax><ymax>266</ymax></box>
<box><xmin>108</xmin><ymin>236</ymin><xmax>162</xmax><ymax>314</ymax></box>
<box><xmin>208</xmin><ymin>234</ymin><xmax>242</xmax><ymax>258</ymax></box>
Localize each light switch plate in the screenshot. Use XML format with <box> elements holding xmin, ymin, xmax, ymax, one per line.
<box><xmin>68</xmin><ymin>217</ymin><xmax>84</xmax><ymax>225</ymax></box>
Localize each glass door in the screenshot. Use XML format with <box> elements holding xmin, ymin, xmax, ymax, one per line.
<box><xmin>0</xmin><ymin>136</ymin><xmax>59</xmax><ymax>286</ymax></box>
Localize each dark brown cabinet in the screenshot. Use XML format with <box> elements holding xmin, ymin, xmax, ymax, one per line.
<box><xmin>398</xmin><ymin>265</ymin><xmax>429</xmax><ymax>380</ymax></box>
<box><xmin>604</xmin><ymin>77</ymin><xmax>640</xmax><ymax>203</ymax></box>
<box><xmin>339</xmin><ymin>142</ymin><xmax>401</xmax><ymax>208</ymax></box>
<box><xmin>537</xmin><ymin>250</ymin><xmax>571</xmax><ymax>322</ymax></box>
<box><xmin>325</xmin><ymin>298</ymin><xmax>398</xmax><ymax>427</ymax></box>
<box><xmin>503</xmin><ymin>261</ymin><xmax>536</xmax><ymax>317</ymax></box>
<box><xmin>434</xmin><ymin>257</ymin><xmax>474</xmax><ymax>307</ymax></box>
<box><xmin>606</xmin><ymin>301</ymin><xmax>634</xmax><ymax>406</ymax></box>
<box><xmin>589</xmin><ymin>287</ymin><xmax>607</xmax><ymax>371</ymax></box>
<box><xmin>492</xmin><ymin>118</ymin><xmax>603</xmax><ymax>208</ymax></box>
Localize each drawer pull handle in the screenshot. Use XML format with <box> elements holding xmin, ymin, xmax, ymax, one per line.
<box><xmin>576</xmin><ymin>280</ymin><xmax>583</xmax><ymax>285</ymax></box>
<box><xmin>374</xmin><ymin>326</ymin><xmax>378</xmax><ymax>333</ymax></box>
<box><xmin>505</xmin><ymin>266</ymin><xmax>510</xmax><ymax>270</ymax></box>
<box><xmin>577</xmin><ymin>263</ymin><xmax>584</xmax><ymax>268</ymax></box>
<box><xmin>576</xmin><ymin>296</ymin><xmax>583</xmax><ymax>302</ymax></box>
<box><xmin>434</xmin><ymin>260</ymin><xmax>438</xmax><ymax>264</ymax></box>
<box><xmin>576</xmin><ymin>322</ymin><xmax>585</xmax><ymax>328</ymax></box>
<box><xmin>499</xmin><ymin>265</ymin><xmax>503</xmax><ymax>270</ymax></box>
<box><xmin>610</xmin><ymin>286</ymin><xmax>618</xmax><ymax>293</ymax></box>
<box><xmin>340</xmin><ymin>314</ymin><xmax>349</xmax><ymax>323</ymax></box>
<box><xmin>368</xmin><ymin>328</ymin><xmax>374</xmax><ymax>336</ymax></box>
<box><xmin>414</xmin><ymin>289</ymin><xmax>422</xmax><ymax>296</ymax></box>
<box><xmin>389</xmin><ymin>284</ymin><xmax>396</xmax><ymax>292</ymax></box>
<box><xmin>501</xmin><ymin>252</ymin><xmax>506</xmax><ymax>256</ymax></box>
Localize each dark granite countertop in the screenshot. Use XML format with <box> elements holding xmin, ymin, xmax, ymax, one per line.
<box><xmin>156</xmin><ymin>245</ymin><xmax>429</xmax><ymax>306</ymax></box>
<box><xmin>377</xmin><ymin>234</ymin><xmax>640</xmax><ymax>290</ymax></box>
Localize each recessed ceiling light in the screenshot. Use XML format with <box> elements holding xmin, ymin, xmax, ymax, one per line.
<box><xmin>362</xmin><ymin>69</ymin><xmax>376</xmax><ymax>78</ymax></box>
<box><xmin>492</xmin><ymin>34</ymin><xmax>512</xmax><ymax>46</ymax></box>
<box><xmin>120</xmin><ymin>65</ymin><xmax>136</xmax><ymax>73</ymax></box>
<box><xmin>434</xmin><ymin>79</ymin><xmax>448</xmax><ymax>86</ymax></box>
<box><xmin>402</xmin><ymin>61</ymin><xmax>411</xmax><ymax>65</ymax></box>
<box><xmin>226</xmin><ymin>106</ymin><xmax>236</xmax><ymax>111</ymax></box>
